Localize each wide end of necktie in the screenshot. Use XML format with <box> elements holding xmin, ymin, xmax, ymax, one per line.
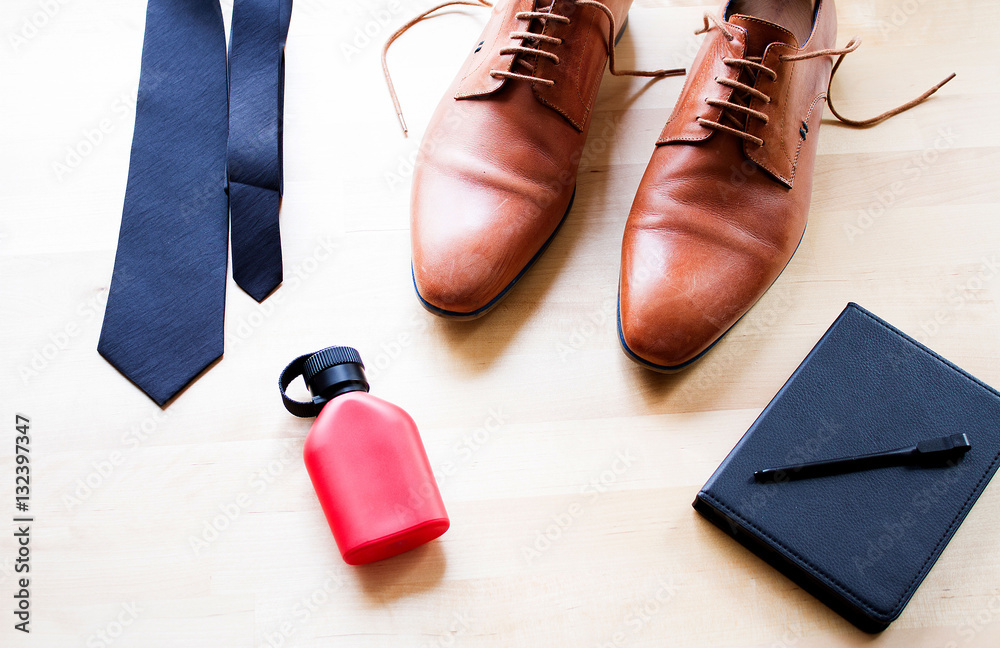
<box><xmin>98</xmin><ymin>322</ymin><xmax>224</xmax><ymax>406</ymax></box>
<box><xmin>98</xmin><ymin>0</ymin><xmax>230</xmax><ymax>405</ymax></box>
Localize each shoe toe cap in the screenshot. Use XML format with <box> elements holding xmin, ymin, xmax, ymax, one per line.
<box><xmin>618</xmin><ymin>289</ymin><xmax>722</xmax><ymax>370</ymax></box>
<box><xmin>412</xmin><ymin>239</ymin><xmax>506</xmax><ymax>316</ymax></box>
<box><xmin>411</xmin><ymin>175</ymin><xmax>571</xmax><ymax>316</ymax></box>
<box><xmin>618</xmin><ymin>231</ymin><xmax>762</xmax><ymax>370</ymax></box>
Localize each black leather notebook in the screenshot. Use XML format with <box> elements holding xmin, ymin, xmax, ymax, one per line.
<box><xmin>694</xmin><ymin>303</ymin><xmax>1000</xmax><ymax>632</ymax></box>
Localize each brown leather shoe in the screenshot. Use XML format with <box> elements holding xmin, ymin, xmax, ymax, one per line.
<box><xmin>387</xmin><ymin>0</ymin><xmax>682</xmax><ymax>318</ymax></box>
<box><xmin>618</xmin><ymin>0</ymin><xmax>953</xmax><ymax>370</ymax></box>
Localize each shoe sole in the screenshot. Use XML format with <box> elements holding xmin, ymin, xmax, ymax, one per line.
<box><xmin>617</xmin><ymin>226</ymin><xmax>806</xmax><ymax>373</ymax></box>
<box><xmin>411</xmin><ymin>17</ymin><xmax>630</xmax><ymax>319</ymax></box>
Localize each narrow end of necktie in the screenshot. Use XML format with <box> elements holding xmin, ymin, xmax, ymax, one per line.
<box><xmin>236</xmin><ymin>272</ymin><xmax>283</xmax><ymax>303</ymax></box>
<box><xmin>230</xmin><ymin>181</ymin><xmax>283</xmax><ymax>302</ymax></box>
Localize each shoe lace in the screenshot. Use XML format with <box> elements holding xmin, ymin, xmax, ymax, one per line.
<box><xmin>693</xmin><ymin>13</ymin><xmax>955</xmax><ymax>147</ymax></box>
<box><xmin>382</xmin><ymin>0</ymin><xmax>685</xmax><ymax>135</ymax></box>
<box><xmin>490</xmin><ymin>2</ymin><xmax>571</xmax><ymax>86</ymax></box>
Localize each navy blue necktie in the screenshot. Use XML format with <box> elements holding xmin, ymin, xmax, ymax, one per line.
<box><xmin>228</xmin><ymin>0</ymin><xmax>293</xmax><ymax>301</ymax></box>
<box><xmin>99</xmin><ymin>0</ymin><xmax>292</xmax><ymax>405</ymax></box>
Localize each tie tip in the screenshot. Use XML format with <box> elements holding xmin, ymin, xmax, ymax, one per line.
<box><xmin>239</xmin><ymin>280</ymin><xmax>282</xmax><ymax>303</ymax></box>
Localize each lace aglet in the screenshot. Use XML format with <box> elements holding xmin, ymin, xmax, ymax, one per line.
<box><xmin>935</xmin><ymin>72</ymin><xmax>957</xmax><ymax>92</ymax></box>
<box><xmin>396</xmin><ymin>111</ymin><xmax>408</xmax><ymax>136</ymax></box>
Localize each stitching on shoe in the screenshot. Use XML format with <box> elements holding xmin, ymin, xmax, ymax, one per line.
<box><xmin>659</xmin><ymin>26</ymin><xmax>746</xmax><ymax>144</ymax></box>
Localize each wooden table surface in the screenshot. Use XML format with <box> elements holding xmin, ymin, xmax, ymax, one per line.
<box><xmin>3</xmin><ymin>0</ymin><xmax>998</xmax><ymax>645</ymax></box>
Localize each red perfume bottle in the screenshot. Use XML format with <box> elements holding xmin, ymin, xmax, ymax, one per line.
<box><xmin>279</xmin><ymin>346</ymin><xmax>449</xmax><ymax>565</ymax></box>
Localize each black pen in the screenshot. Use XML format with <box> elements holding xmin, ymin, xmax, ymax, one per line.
<box><xmin>754</xmin><ymin>433</ymin><xmax>971</xmax><ymax>483</ymax></box>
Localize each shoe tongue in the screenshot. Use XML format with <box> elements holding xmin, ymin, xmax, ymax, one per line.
<box><xmin>524</xmin><ymin>0</ymin><xmax>553</xmax><ymax>35</ymax></box>
<box><xmin>726</xmin><ymin>14</ymin><xmax>798</xmax><ymax>58</ymax></box>
<box><xmin>534</xmin><ymin>0</ymin><xmax>554</xmax><ymax>14</ymax></box>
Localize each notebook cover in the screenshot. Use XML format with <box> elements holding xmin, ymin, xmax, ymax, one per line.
<box><xmin>694</xmin><ymin>302</ymin><xmax>1000</xmax><ymax>632</ymax></box>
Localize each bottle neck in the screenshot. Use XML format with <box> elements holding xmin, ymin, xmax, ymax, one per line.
<box><xmin>279</xmin><ymin>351</ymin><xmax>371</xmax><ymax>419</ymax></box>
<box><xmin>309</xmin><ymin>363</ymin><xmax>370</xmax><ymax>403</ymax></box>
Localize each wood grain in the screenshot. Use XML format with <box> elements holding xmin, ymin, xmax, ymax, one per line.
<box><xmin>2</xmin><ymin>0</ymin><xmax>998</xmax><ymax>646</ymax></box>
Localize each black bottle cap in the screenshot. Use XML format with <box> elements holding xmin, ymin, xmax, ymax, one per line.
<box><xmin>279</xmin><ymin>346</ymin><xmax>369</xmax><ymax>418</ymax></box>
<box><xmin>302</xmin><ymin>346</ymin><xmax>369</xmax><ymax>401</ymax></box>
